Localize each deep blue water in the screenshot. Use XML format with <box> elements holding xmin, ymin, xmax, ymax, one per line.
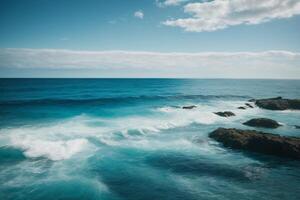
<box><xmin>0</xmin><ymin>79</ymin><xmax>300</xmax><ymax>200</ymax></box>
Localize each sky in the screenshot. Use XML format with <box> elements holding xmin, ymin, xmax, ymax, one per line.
<box><xmin>0</xmin><ymin>0</ymin><xmax>300</xmax><ymax>78</ymax></box>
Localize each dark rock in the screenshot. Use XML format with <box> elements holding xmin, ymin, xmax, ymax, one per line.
<box><xmin>238</xmin><ymin>106</ymin><xmax>246</xmax><ymax>110</ymax></box>
<box><xmin>254</xmin><ymin>97</ymin><xmax>300</xmax><ymax>110</ymax></box>
<box><xmin>243</xmin><ymin>118</ymin><xmax>281</xmax><ymax>128</ymax></box>
<box><xmin>245</xmin><ymin>103</ymin><xmax>254</xmax><ymax>108</ymax></box>
<box><xmin>248</xmin><ymin>99</ymin><xmax>256</xmax><ymax>102</ymax></box>
<box><xmin>209</xmin><ymin>128</ymin><xmax>300</xmax><ymax>159</ymax></box>
<box><xmin>295</xmin><ymin>125</ymin><xmax>300</xmax><ymax>129</ymax></box>
<box><xmin>182</xmin><ymin>105</ymin><xmax>197</xmax><ymax>109</ymax></box>
<box><xmin>214</xmin><ymin>111</ymin><xmax>235</xmax><ymax>117</ymax></box>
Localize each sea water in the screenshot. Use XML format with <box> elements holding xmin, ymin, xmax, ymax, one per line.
<box><xmin>0</xmin><ymin>79</ymin><xmax>299</xmax><ymax>200</ymax></box>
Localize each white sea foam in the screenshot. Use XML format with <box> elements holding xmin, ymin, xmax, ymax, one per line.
<box><xmin>155</xmin><ymin>101</ymin><xmax>259</xmax><ymax>126</ymax></box>
<box><xmin>10</xmin><ymin>136</ymin><xmax>89</xmax><ymax>161</ymax></box>
<box><xmin>0</xmin><ymin>100</ymin><xmax>260</xmax><ymax>160</ymax></box>
<box><xmin>279</xmin><ymin>109</ymin><xmax>300</xmax><ymax>113</ymax></box>
<box><xmin>156</xmin><ymin>106</ymin><xmax>219</xmax><ymax>125</ymax></box>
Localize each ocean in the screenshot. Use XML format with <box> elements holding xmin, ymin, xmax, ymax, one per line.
<box><xmin>0</xmin><ymin>78</ymin><xmax>300</xmax><ymax>200</ymax></box>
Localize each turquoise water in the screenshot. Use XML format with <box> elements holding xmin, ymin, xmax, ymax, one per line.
<box><xmin>0</xmin><ymin>79</ymin><xmax>300</xmax><ymax>200</ymax></box>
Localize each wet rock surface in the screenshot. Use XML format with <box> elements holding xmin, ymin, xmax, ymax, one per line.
<box><xmin>245</xmin><ymin>103</ymin><xmax>254</xmax><ymax>108</ymax></box>
<box><xmin>214</xmin><ymin>111</ymin><xmax>235</xmax><ymax>117</ymax></box>
<box><xmin>209</xmin><ymin>128</ymin><xmax>300</xmax><ymax>159</ymax></box>
<box><xmin>243</xmin><ymin>118</ymin><xmax>281</xmax><ymax>128</ymax></box>
<box><xmin>238</xmin><ymin>106</ymin><xmax>246</xmax><ymax>110</ymax></box>
<box><xmin>182</xmin><ymin>105</ymin><xmax>197</xmax><ymax>109</ymax></box>
<box><xmin>254</xmin><ymin>97</ymin><xmax>300</xmax><ymax>110</ymax></box>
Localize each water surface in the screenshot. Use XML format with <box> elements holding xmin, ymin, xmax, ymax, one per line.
<box><xmin>0</xmin><ymin>79</ymin><xmax>300</xmax><ymax>200</ymax></box>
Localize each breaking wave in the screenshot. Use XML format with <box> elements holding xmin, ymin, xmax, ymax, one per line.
<box><xmin>0</xmin><ymin>100</ymin><xmax>256</xmax><ymax>161</ymax></box>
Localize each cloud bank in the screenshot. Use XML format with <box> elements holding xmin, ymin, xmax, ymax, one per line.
<box><xmin>0</xmin><ymin>48</ymin><xmax>300</xmax><ymax>78</ymax></box>
<box><xmin>163</xmin><ymin>0</ymin><xmax>300</xmax><ymax>32</ymax></box>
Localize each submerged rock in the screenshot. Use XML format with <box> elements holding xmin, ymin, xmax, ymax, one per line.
<box><xmin>245</xmin><ymin>103</ymin><xmax>254</xmax><ymax>108</ymax></box>
<box><xmin>214</xmin><ymin>111</ymin><xmax>235</xmax><ymax>117</ymax></box>
<box><xmin>254</xmin><ymin>97</ymin><xmax>300</xmax><ymax>110</ymax></box>
<box><xmin>209</xmin><ymin>128</ymin><xmax>300</xmax><ymax>159</ymax></box>
<box><xmin>243</xmin><ymin>118</ymin><xmax>281</xmax><ymax>128</ymax></box>
<box><xmin>182</xmin><ymin>105</ymin><xmax>197</xmax><ymax>109</ymax></box>
<box><xmin>238</xmin><ymin>106</ymin><xmax>246</xmax><ymax>110</ymax></box>
<box><xmin>295</xmin><ymin>125</ymin><xmax>300</xmax><ymax>129</ymax></box>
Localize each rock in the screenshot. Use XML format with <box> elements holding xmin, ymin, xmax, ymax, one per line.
<box><xmin>254</xmin><ymin>97</ymin><xmax>300</xmax><ymax>110</ymax></box>
<box><xmin>238</xmin><ymin>106</ymin><xmax>246</xmax><ymax>110</ymax></box>
<box><xmin>295</xmin><ymin>125</ymin><xmax>300</xmax><ymax>129</ymax></box>
<box><xmin>243</xmin><ymin>118</ymin><xmax>281</xmax><ymax>128</ymax></box>
<box><xmin>245</xmin><ymin>103</ymin><xmax>254</xmax><ymax>108</ymax></box>
<box><xmin>209</xmin><ymin>128</ymin><xmax>300</xmax><ymax>159</ymax></box>
<box><xmin>248</xmin><ymin>99</ymin><xmax>256</xmax><ymax>102</ymax></box>
<box><xmin>182</xmin><ymin>105</ymin><xmax>197</xmax><ymax>109</ymax></box>
<box><xmin>214</xmin><ymin>111</ymin><xmax>235</xmax><ymax>117</ymax></box>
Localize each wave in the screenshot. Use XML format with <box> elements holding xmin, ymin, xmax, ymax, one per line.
<box><xmin>0</xmin><ymin>94</ymin><xmax>250</xmax><ymax>106</ymax></box>
<box><xmin>10</xmin><ymin>137</ymin><xmax>90</xmax><ymax>161</ymax></box>
<box><xmin>0</xmin><ymin>100</ymin><xmax>256</xmax><ymax>161</ymax></box>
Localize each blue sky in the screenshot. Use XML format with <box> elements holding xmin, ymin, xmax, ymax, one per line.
<box><xmin>0</xmin><ymin>0</ymin><xmax>300</xmax><ymax>78</ymax></box>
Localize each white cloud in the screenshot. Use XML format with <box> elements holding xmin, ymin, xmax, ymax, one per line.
<box><xmin>156</xmin><ymin>0</ymin><xmax>190</xmax><ymax>7</ymax></box>
<box><xmin>163</xmin><ymin>0</ymin><xmax>300</xmax><ymax>32</ymax></box>
<box><xmin>134</xmin><ymin>10</ymin><xmax>144</xmax><ymax>19</ymax></box>
<box><xmin>1</xmin><ymin>48</ymin><xmax>300</xmax><ymax>78</ymax></box>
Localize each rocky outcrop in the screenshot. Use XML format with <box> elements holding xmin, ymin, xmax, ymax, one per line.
<box><xmin>182</xmin><ymin>105</ymin><xmax>197</xmax><ymax>109</ymax></box>
<box><xmin>238</xmin><ymin>106</ymin><xmax>246</xmax><ymax>110</ymax></box>
<box><xmin>209</xmin><ymin>128</ymin><xmax>300</xmax><ymax>159</ymax></box>
<box><xmin>254</xmin><ymin>97</ymin><xmax>300</xmax><ymax>110</ymax></box>
<box><xmin>295</xmin><ymin>125</ymin><xmax>300</xmax><ymax>129</ymax></box>
<box><xmin>243</xmin><ymin>118</ymin><xmax>281</xmax><ymax>128</ymax></box>
<box><xmin>214</xmin><ymin>111</ymin><xmax>235</xmax><ymax>117</ymax></box>
<box><xmin>245</xmin><ymin>103</ymin><xmax>254</xmax><ymax>108</ymax></box>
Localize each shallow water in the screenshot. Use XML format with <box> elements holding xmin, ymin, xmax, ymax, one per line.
<box><xmin>0</xmin><ymin>79</ymin><xmax>300</xmax><ymax>200</ymax></box>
